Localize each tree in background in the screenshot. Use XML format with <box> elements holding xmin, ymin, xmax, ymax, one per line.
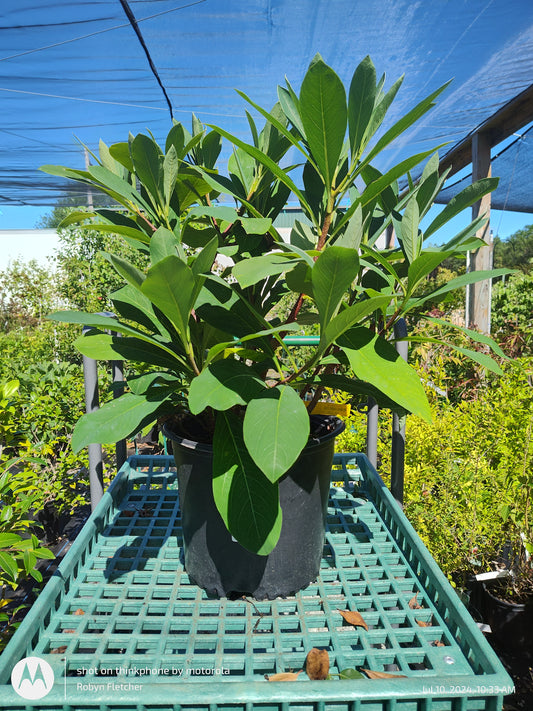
<box><xmin>493</xmin><ymin>223</ymin><xmax>533</xmax><ymax>273</ymax></box>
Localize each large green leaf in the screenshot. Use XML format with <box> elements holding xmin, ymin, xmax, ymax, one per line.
<box><xmin>74</xmin><ymin>333</ymin><xmax>185</xmax><ymax>370</ymax></box>
<box><xmin>364</xmin><ymin>81</ymin><xmax>451</xmax><ymax>166</ymax></box>
<box><xmin>188</xmin><ymin>359</ymin><xmax>265</xmax><ymax>415</ymax></box>
<box><xmin>299</xmin><ymin>55</ymin><xmax>347</xmax><ymax>191</ymax></box>
<box><xmin>71</xmin><ymin>393</ymin><xmax>169</xmax><ymax>453</ymax></box>
<box><xmin>163</xmin><ymin>144</ymin><xmax>179</xmax><ymax>207</ymax></box>
<box><xmin>105</xmin><ymin>253</ymin><xmax>146</xmax><ymax>290</ymax></box>
<box><xmin>150</xmin><ymin>227</ymin><xmax>180</xmax><ymax>263</ymax></box>
<box><xmin>312</xmin><ymin>246</ymin><xmax>360</xmax><ymax>329</ymax></box>
<box><xmin>337</xmin><ymin>327</ymin><xmax>431</xmax><ymax>422</ymax></box>
<box><xmin>141</xmin><ymin>256</ymin><xmax>196</xmax><ymax>341</ymax></box>
<box><xmin>406</xmin><ymin>251</ymin><xmax>454</xmax><ymax>296</ymax></box>
<box><xmin>410</xmin><ymin>268</ymin><xmax>512</xmax><ymax>307</ymax></box>
<box><xmin>424</xmin><ymin>178</ymin><xmax>499</xmax><ymax>239</ymax></box>
<box><xmin>243</xmin><ymin>386</ymin><xmax>310</xmax><ymax>483</ymax></box>
<box><xmin>213</xmin><ymin>411</ymin><xmax>282</xmax><ymax>555</ymax></box>
<box><xmin>321</xmin><ymin>295</ymin><xmax>392</xmax><ymax>351</ymax></box>
<box><xmin>394</xmin><ymin>197</ymin><xmax>421</xmax><ymax>264</ymax></box>
<box><xmin>348</xmin><ymin>55</ymin><xmax>376</xmax><ymax>161</ymax></box>
<box><xmin>130</xmin><ymin>133</ymin><xmax>163</xmax><ymax>207</ymax></box>
<box><xmin>233</xmin><ymin>253</ymin><xmax>301</xmax><ymax>289</ymax></box>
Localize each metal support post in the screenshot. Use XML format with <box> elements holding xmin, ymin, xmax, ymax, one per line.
<box><xmin>366</xmin><ymin>397</ymin><xmax>378</xmax><ymax>468</ymax></box>
<box><xmin>82</xmin><ymin>352</ymin><xmax>104</xmax><ymax>511</ymax></box>
<box><xmin>112</xmin><ymin>358</ymin><xmax>127</xmax><ymax>470</ymax></box>
<box><xmin>391</xmin><ymin>319</ymin><xmax>408</xmax><ymax>505</ymax></box>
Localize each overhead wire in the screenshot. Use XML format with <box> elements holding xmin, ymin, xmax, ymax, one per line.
<box><xmin>117</xmin><ymin>0</ymin><xmax>175</xmax><ymax>120</ymax></box>
<box><xmin>0</xmin><ymin>0</ymin><xmax>206</xmax><ymax>63</ymax></box>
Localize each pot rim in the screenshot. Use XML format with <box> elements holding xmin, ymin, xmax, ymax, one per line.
<box><xmin>162</xmin><ymin>413</ymin><xmax>345</xmax><ymax>454</ymax></box>
<box><xmin>482</xmin><ymin>580</ymin><xmax>531</xmax><ymax>610</ymax></box>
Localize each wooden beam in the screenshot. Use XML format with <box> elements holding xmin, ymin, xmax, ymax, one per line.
<box><xmin>439</xmin><ymin>83</ymin><xmax>533</xmax><ymax>178</ymax></box>
<box><xmin>466</xmin><ymin>132</ymin><xmax>493</xmax><ymax>333</ymax></box>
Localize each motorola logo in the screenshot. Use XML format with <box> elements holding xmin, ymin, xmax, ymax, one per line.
<box><xmin>11</xmin><ymin>656</ymin><xmax>55</xmax><ymax>700</ymax></box>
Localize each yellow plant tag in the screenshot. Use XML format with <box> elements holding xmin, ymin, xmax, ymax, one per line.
<box><xmin>305</xmin><ymin>401</ymin><xmax>350</xmax><ymax>417</ymax></box>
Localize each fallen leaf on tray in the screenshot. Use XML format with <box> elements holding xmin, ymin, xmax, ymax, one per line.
<box><xmin>306</xmin><ymin>648</ymin><xmax>330</xmax><ymax>680</ymax></box>
<box><xmin>63</xmin><ymin>629</ymin><xmax>76</xmax><ymax>634</ymax></box>
<box><xmin>361</xmin><ymin>669</ymin><xmax>407</xmax><ymax>679</ymax></box>
<box><xmin>50</xmin><ymin>646</ymin><xmax>68</xmax><ymax>654</ymax></box>
<box><xmin>73</xmin><ymin>609</ymin><xmax>85</xmax><ymax>616</ymax></box>
<box><xmin>265</xmin><ymin>671</ymin><xmax>302</xmax><ymax>682</ymax></box>
<box><xmin>408</xmin><ymin>593</ymin><xmax>422</xmax><ymax>609</ymax></box>
<box><xmin>338</xmin><ymin>609</ymin><xmax>369</xmax><ymax>631</ymax></box>
<box><xmin>415</xmin><ymin>618</ymin><xmax>432</xmax><ymax>627</ymax></box>
<box><xmin>433</xmin><ymin>640</ymin><xmax>445</xmax><ymax>647</ymax></box>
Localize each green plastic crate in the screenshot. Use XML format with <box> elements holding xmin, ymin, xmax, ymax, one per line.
<box><xmin>0</xmin><ymin>454</ymin><xmax>513</xmax><ymax>710</ymax></box>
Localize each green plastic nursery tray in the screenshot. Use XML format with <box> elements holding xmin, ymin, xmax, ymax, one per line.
<box><xmin>0</xmin><ymin>454</ymin><xmax>513</xmax><ymax>710</ymax></box>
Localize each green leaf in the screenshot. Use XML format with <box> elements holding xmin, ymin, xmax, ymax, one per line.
<box><xmin>299</xmin><ymin>55</ymin><xmax>347</xmax><ymax>191</ymax></box>
<box><xmin>163</xmin><ymin>144</ymin><xmax>179</xmax><ymax>206</ymax></box>
<box><xmin>108</xmin><ymin>141</ymin><xmax>134</xmax><ymax>173</ymax></box>
<box><xmin>207</xmin><ymin>124</ymin><xmax>313</xmax><ymax>217</ymax></box>
<box><xmin>87</xmin><ymin>165</ymin><xmax>154</xmax><ymax>216</ymax></box>
<box><xmin>348</xmin><ymin>55</ymin><xmax>376</xmax><ymax>161</ymax></box>
<box><xmin>74</xmin><ymin>333</ymin><xmax>184</xmax><ymax>370</ymax></box>
<box><xmin>239</xmin><ymin>217</ymin><xmax>272</xmax><ymax>235</ymax></box>
<box><xmin>339</xmin><ymin>668</ymin><xmax>365</xmax><ymax>680</ymax></box>
<box><xmin>71</xmin><ymin>393</ymin><xmax>169</xmax><ymax>452</ymax></box>
<box><xmin>191</xmin><ymin>236</ymin><xmax>218</xmax><ymax>278</ymax></box>
<box><xmin>130</xmin><ymin>133</ymin><xmax>163</xmax><ymax>207</ymax></box>
<box><xmin>233</xmin><ymin>253</ymin><xmax>301</xmax><ymax>289</ymax></box>
<box><xmin>0</xmin><ymin>552</ymin><xmax>19</xmax><ymax>582</ymax></box>
<box><xmin>338</xmin><ymin>327</ymin><xmax>431</xmax><ymax>422</ymax></box>
<box><xmin>365</xmin><ymin>81</ymin><xmax>451</xmax><ymax>166</ymax></box>
<box><xmin>188</xmin><ymin>360</ymin><xmax>265</xmax><ymax>415</ymax></box>
<box><xmin>422</xmin><ymin>315</ymin><xmax>507</xmax><ymax>358</ymax></box>
<box><xmin>407</xmin><ymin>251</ymin><xmax>454</xmax><ymax>296</ymax></box>
<box><xmin>243</xmin><ymin>386</ymin><xmax>310</xmax><ymax>483</ymax></box>
<box><xmin>141</xmin><ymin>256</ymin><xmax>197</xmax><ymax>341</ymax></box>
<box><xmin>0</xmin><ymin>533</ymin><xmax>22</xmax><ymax>549</ymax></box>
<box><xmin>411</xmin><ymin>268</ymin><xmax>512</xmax><ymax>307</ymax></box>
<box><xmin>150</xmin><ymin>227</ymin><xmax>180</xmax><ymax>263</ymax></box>
<box><xmin>322</xmin><ymin>296</ymin><xmax>392</xmax><ymax>351</ymax></box>
<box><xmin>312</xmin><ymin>246</ymin><xmax>360</xmax><ymax>329</ymax></box>
<box><xmin>213</xmin><ymin>411</ymin><xmax>282</xmax><ymax>555</ymax></box>
<box><xmin>424</xmin><ymin>178</ymin><xmax>499</xmax><ymax>239</ymax></box>
<box><xmin>105</xmin><ymin>253</ymin><xmax>146</xmax><ymax>290</ymax></box>
<box><xmin>278</xmin><ymin>80</ymin><xmax>305</xmax><ymax>137</ymax></box>
<box><xmin>395</xmin><ymin>197</ymin><xmax>421</xmax><ymax>264</ymax></box>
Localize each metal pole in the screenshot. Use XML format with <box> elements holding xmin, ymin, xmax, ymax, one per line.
<box><xmin>366</xmin><ymin>397</ymin><xmax>378</xmax><ymax>468</ymax></box>
<box><xmin>82</xmin><ymin>350</ymin><xmax>104</xmax><ymax>511</ymax></box>
<box><xmin>112</xmin><ymin>357</ymin><xmax>127</xmax><ymax>470</ymax></box>
<box><xmin>391</xmin><ymin>319</ymin><xmax>408</xmax><ymax>505</ymax></box>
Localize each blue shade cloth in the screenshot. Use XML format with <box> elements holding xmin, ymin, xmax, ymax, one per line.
<box><xmin>1</xmin><ymin>0</ymin><xmax>533</xmax><ymax>209</ymax></box>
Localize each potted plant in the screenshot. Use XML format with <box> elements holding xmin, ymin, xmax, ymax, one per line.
<box><xmin>44</xmin><ymin>55</ymin><xmax>506</xmax><ymax>599</ymax></box>
<box><xmin>480</xmin><ymin>415</ymin><xmax>533</xmax><ymax>651</ymax></box>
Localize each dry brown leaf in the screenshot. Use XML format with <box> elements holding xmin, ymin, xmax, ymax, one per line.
<box><xmin>338</xmin><ymin>609</ymin><xmax>369</xmax><ymax>631</ymax></box>
<box><xmin>266</xmin><ymin>671</ymin><xmax>302</xmax><ymax>682</ymax></box>
<box><xmin>433</xmin><ymin>640</ymin><xmax>445</xmax><ymax>647</ymax></box>
<box><xmin>63</xmin><ymin>629</ymin><xmax>76</xmax><ymax>634</ymax></box>
<box><xmin>415</xmin><ymin>618</ymin><xmax>432</xmax><ymax>627</ymax></box>
<box><xmin>305</xmin><ymin>648</ymin><xmax>330</xmax><ymax>680</ymax></box>
<box><xmin>73</xmin><ymin>609</ymin><xmax>85</xmax><ymax>616</ymax></box>
<box><xmin>361</xmin><ymin>669</ymin><xmax>407</xmax><ymax>679</ymax></box>
<box><xmin>408</xmin><ymin>593</ymin><xmax>422</xmax><ymax>609</ymax></box>
<box><xmin>50</xmin><ymin>646</ymin><xmax>68</xmax><ymax>654</ymax></box>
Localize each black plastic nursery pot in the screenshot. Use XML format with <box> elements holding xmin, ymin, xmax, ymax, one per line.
<box><xmin>163</xmin><ymin>414</ymin><xmax>345</xmax><ymax>600</ymax></box>
<box><xmin>481</xmin><ymin>581</ymin><xmax>533</xmax><ymax>653</ymax></box>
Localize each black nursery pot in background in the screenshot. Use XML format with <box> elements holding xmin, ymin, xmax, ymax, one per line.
<box><xmin>163</xmin><ymin>415</ymin><xmax>345</xmax><ymax>600</ymax></box>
